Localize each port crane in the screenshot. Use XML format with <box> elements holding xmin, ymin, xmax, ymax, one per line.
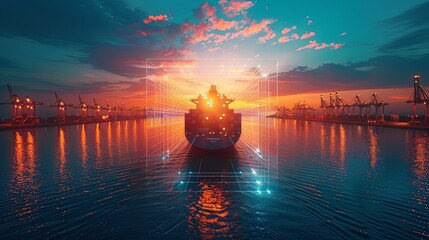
<box><xmin>75</xmin><ymin>95</ymin><xmax>89</xmax><ymax>121</ymax></box>
<box><xmin>364</xmin><ymin>93</ymin><xmax>388</xmax><ymax>121</ymax></box>
<box><xmin>92</xmin><ymin>98</ymin><xmax>102</xmax><ymax>119</ymax></box>
<box><xmin>406</xmin><ymin>75</ymin><xmax>429</xmax><ymax>124</ymax></box>
<box><xmin>0</xmin><ymin>84</ymin><xmax>43</xmax><ymax>125</ymax></box>
<box><xmin>351</xmin><ymin>95</ymin><xmax>366</xmax><ymax>116</ymax></box>
<box><xmin>1</xmin><ymin>84</ymin><xmax>24</xmax><ymax>124</ymax></box>
<box><xmin>50</xmin><ymin>92</ymin><xmax>73</xmax><ymax>124</ymax></box>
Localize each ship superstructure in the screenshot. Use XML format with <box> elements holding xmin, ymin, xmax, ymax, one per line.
<box><xmin>185</xmin><ymin>85</ymin><xmax>241</xmax><ymax>149</ymax></box>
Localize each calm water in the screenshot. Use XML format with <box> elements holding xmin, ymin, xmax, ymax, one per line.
<box><xmin>0</xmin><ymin>118</ymin><xmax>428</xmax><ymax>239</ymax></box>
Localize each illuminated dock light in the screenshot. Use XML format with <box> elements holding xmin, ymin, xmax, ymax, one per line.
<box><xmin>252</xmin><ymin>169</ymin><xmax>256</xmax><ymax>175</ymax></box>
<box><xmin>178</xmin><ymin>172</ymin><xmax>181</xmax><ymax>174</ymax></box>
<box><xmin>257</xmin><ymin>190</ymin><xmax>261</xmax><ymax>194</ymax></box>
<box><xmin>180</xmin><ymin>181</ymin><xmax>184</xmax><ymax>184</ymax></box>
<box><xmin>256</xmin><ymin>180</ymin><xmax>261</xmax><ymax>185</ymax></box>
<box><xmin>267</xmin><ymin>190</ymin><xmax>271</xmax><ymax>194</ymax></box>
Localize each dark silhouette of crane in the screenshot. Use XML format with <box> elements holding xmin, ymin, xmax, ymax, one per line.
<box><xmin>364</xmin><ymin>93</ymin><xmax>388</xmax><ymax>122</ymax></box>
<box><xmin>92</xmin><ymin>98</ymin><xmax>102</xmax><ymax>119</ymax></box>
<box><xmin>50</xmin><ymin>92</ymin><xmax>73</xmax><ymax>124</ymax></box>
<box><xmin>75</xmin><ymin>95</ymin><xmax>89</xmax><ymax>121</ymax></box>
<box><xmin>406</xmin><ymin>75</ymin><xmax>429</xmax><ymax>124</ymax></box>
<box><xmin>1</xmin><ymin>84</ymin><xmax>24</xmax><ymax>124</ymax></box>
<box><xmin>0</xmin><ymin>84</ymin><xmax>43</xmax><ymax>125</ymax></box>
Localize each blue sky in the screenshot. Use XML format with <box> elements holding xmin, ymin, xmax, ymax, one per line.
<box><xmin>0</xmin><ymin>0</ymin><xmax>429</xmax><ymax>115</ymax></box>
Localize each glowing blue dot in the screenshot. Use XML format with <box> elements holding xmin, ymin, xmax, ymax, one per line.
<box><xmin>257</xmin><ymin>190</ymin><xmax>261</xmax><ymax>194</ymax></box>
<box><xmin>239</xmin><ymin>171</ymin><xmax>242</xmax><ymax>174</ymax></box>
<box><xmin>180</xmin><ymin>181</ymin><xmax>184</xmax><ymax>184</ymax></box>
<box><xmin>267</xmin><ymin>190</ymin><xmax>271</xmax><ymax>194</ymax></box>
<box><xmin>252</xmin><ymin>170</ymin><xmax>256</xmax><ymax>175</ymax></box>
<box><xmin>256</xmin><ymin>180</ymin><xmax>261</xmax><ymax>185</ymax></box>
<box><xmin>178</xmin><ymin>172</ymin><xmax>181</xmax><ymax>174</ymax></box>
<box><xmin>162</xmin><ymin>157</ymin><xmax>165</xmax><ymax>160</ymax></box>
<box><xmin>189</xmin><ymin>171</ymin><xmax>192</xmax><ymax>174</ymax></box>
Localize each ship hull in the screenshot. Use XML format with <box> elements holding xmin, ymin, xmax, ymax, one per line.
<box><xmin>185</xmin><ymin>133</ymin><xmax>240</xmax><ymax>150</ymax></box>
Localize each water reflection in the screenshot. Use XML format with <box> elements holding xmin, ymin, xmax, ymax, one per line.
<box><xmin>58</xmin><ymin>127</ymin><xmax>67</xmax><ymax>182</ymax></box>
<box><xmin>10</xmin><ymin>130</ymin><xmax>39</xmax><ymax>220</ymax></box>
<box><xmin>339</xmin><ymin>125</ymin><xmax>346</xmax><ymax>164</ymax></box>
<box><xmin>95</xmin><ymin>123</ymin><xmax>101</xmax><ymax>164</ymax></box>
<box><xmin>107</xmin><ymin>122</ymin><xmax>113</xmax><ymax>160</ymax></box>
<box><xmin>368</xmin><ymin>128</ymin><xmax>379</xmax><ymax>169</ymax></box>
<box><xmin>80</xmin><ymin>125</ymin><xmax>88</xmax><ymax>164</ymax></box>
<box><xmin>320</xmin><ymin>124</ymin><xmax>326</xmax><ymax>158</ymax></box>
<box><xmin>413</xmin><ymin>135</ymin><xmax>429</xmax><ymax>177</ymax></box>
<box><xmin>187</xmin><ymin>183</ymin><xmax>232</xmax><ymax>240</ymax></box>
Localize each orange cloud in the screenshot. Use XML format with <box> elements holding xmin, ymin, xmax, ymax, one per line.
<box><xmin>179</xmin><ymin>49</ymin><xmax>196</xmax><ymax>56</ymax></box>
<box><xmin>201</xmin><ymin>2</ymin><xmax>217</xmax><ymax>20</ymax></box>
<box><xmin>212</xmin><ymin>18</ymin><xmax>237</xmax><ymax>30</ymax></box>
<box><xmin>143</xmin><ymin>14</ymin><xmax>168</xmax><ymax>24</ymax></box>
<box><xmin>221</xmin><ymin>0</ymin><xmax>254</xmax><ymax>17</ymax></box>
<box><xmin>281</xmin><ymin>25</ymin><xmax>296</xmax><ymax>34</ymax></box>
<box><xmin>297</xmin><ymin>40</ymin><xmax>318</xmax><ymax>51</ymax></box>
<box><xmin>300</xmin><ymin>31</ymin><xmax>315</xmax><ymax>40</ymax></box>
<box><xmin>214</xmin><ymin>33</ymin><xmax>230</xmax><ymax>44</ymax></box>
<box><xmin>231</xmin><ymin>19</ymin><xmax>274</xmax><ymax>39</ymax></box>
<box><xmin>278</xmin><ymin>36</ymin><xmax>290</xmax><ymax>43</ymax></box>
<box><xmin>208</xmin><ymin>47</ymin><xmax>221</xmax><ymax>52</ymax></box>
<box><xmin>314</xmin><ymin>43</ymin><xmax>329</xmax><ymax>50</ymax></box>
<box><xmin>258</xmin><ymin>27</ymin><xmax>276</xmax><ymax>43</ymax></box>
<box><xmin>164</xmin><ymin>50</ymin><xmax>175</xmax><ymax>56</ymax></box>
<box><xmin>297</xmin><ymin>41</ymin><xmax>344</xmax><ymax>51</ymax></box>
<box><xmin>330</xmin><ymin>43</ymin><xmax>345</xmax><ymax>49</ymax></box>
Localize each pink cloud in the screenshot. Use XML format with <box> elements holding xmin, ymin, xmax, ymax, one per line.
<box><xmin>281</xmin><ymin>25</ymin><xmax>296</xmax><ymax>35</ymax></box>
<box><xmin>330</xmin><ymin>43</ymin><xmax>345</xmax><ymax>49</ymax></box>
<box><xmin>221</xmin><ymin>1</ymin><xmax>254</xmax><ymax>17</ymax></box>
<box><xmin>143</xmin><ymin>15</ymin><xmax>168</xmax><ymax>24</ymax></box>
<box><xmin>218</xmin><ymin>0</ymin><xmax>227</xmax><ymax>5</ymax></box>
<box><xmin>297</xmin><ymin>40</ymin><xmax>318</xmax><ymax>51</ymax></box>
<box><xmin>258</xmin><ymin>27</ymin><xmax>276</xmax><ymax>43</ymax></box>
<box><xmin>291</xmin><ymin>33</ymin><xmax>299</xmax><ymax>39</ymax></box>
<box><xmin>208</xmin><ymin>47</ymin><xmax>221</xmax><ymax>53</ymax></box>
<box><xmin>214</xmin><ymin>33</ymin><xmax>230</xmax><ymax>44</ymax></box>
<box><xmin>212</xmin><ymin>18</ymin><xmax>237</xmax><ymax>30</ymax></box>
<box><xmin>300</xmin><ymin>31</ymin><xmax>315</xmax><ymax>40</ymax></box>
<box><xmin>179</xmin><ymin>49</ymin><xmax>196</xmax><ymax>56</ymax></box>
<box><xmin>182</xmin><ymin>23</ymin><xmax>196</xmax><ymax>34</ymax></box>
<box><xmin>278</xmin><ymin>36</ymin><xmax>290</xmax><ymax>43</ymax></box>
<box><xmin>200</xmin><ymin>2</ymin><xmax>217</xmax><ymax>20</ymax></box>
<box><xmin>314</xmin><ymin>43</ymin><xmax>329</xmax><ymax>50</ymax></box>
<box><xmin>297</xmin><ymin>41</ymin><xmax>344</xmax><ymax>51</ymax></box>
<box><xmin>139</xmin><ymin>31</ymin><xmax>148</xmax><ymax>37</ymax></box>
<box><xmin>231</xmin><ymin>19</ymin><xmax>274</xmax><ymax>39</ymax></box>
<box><xmin>185</xmin><ymin>22</ymin><xmax>212</xmax><ymax>44</ymax></box>
<box><xmin>164</xmin><ymin>50</ymin><xmax>175</xmax><ymax>56</ymax></box>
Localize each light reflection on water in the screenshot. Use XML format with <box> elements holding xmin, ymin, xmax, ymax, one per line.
<box><xmin>0</xmin><ymin>118</ymin><xmax>428</xmax><ymax>239</ymax></box>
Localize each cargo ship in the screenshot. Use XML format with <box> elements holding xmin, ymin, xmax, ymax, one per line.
<box><xmin>185</xmin><ymin>85</ymin><xmax>241</xmax><ymax>149</ymax></box>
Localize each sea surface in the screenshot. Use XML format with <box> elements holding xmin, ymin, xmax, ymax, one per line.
<box><xmin>0</xmin><ymin>118</ymin><xmax>428</xmax><ymax>239</ymax></box>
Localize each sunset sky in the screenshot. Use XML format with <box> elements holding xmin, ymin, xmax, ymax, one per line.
<box><xmin>1</xmin><ymin>0</ymin><xmax>429</xmax><ymax>116</ymax></box>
